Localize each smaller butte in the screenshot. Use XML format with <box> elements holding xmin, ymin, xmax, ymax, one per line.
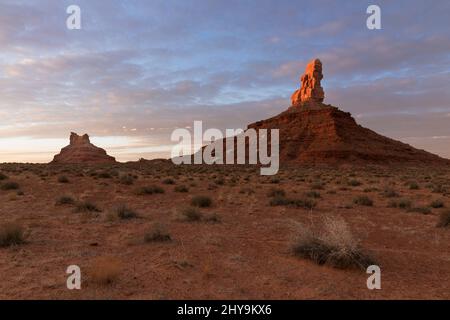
<box><xmin>51</xmin><ymin>132</ymin><xmax>116</xmax><ymax>164</ymax></box>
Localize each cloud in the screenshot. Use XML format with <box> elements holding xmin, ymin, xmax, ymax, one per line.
<box><xmin>0</xmin><ymin>0</ymin><xmax>449</xmax><ymax>162</ymax></box>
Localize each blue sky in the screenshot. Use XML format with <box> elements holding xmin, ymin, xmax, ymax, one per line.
<box><xmin>0</xmin><ymin>0</ymin><xmax>449</xmax><ymax>162</ymax></box>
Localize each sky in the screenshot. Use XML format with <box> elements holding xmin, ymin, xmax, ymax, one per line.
<box><xmin>0</xmin><ymin>0</ymin><xmax>449</xmax><ymax>163</ymax></box>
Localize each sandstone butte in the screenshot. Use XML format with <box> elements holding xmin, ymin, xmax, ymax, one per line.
<box><xmin>196</xmin><ymin>58</ymin><xmax>449</xmax><ymax>166</ymax></box>
<box><xmin>246</xmin><ymin>58</ymin><xmax>450</xmax><ymax>165</ymax></box>
<box><xmin>51</xmin><ymin>132</ymin><xmax>116</xmax><ymax>164</ymax></box>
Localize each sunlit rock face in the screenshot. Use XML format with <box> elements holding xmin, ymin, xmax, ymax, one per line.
<box><xmin>291</xmin><ymin>58</ymin><xmax>325</xmax><ymax>108</ymax></box>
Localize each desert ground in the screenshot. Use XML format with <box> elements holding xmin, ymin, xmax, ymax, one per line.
<box><xmin>0</xmin><ymin>161</ymin><xmax>449</xmax><ymax>299</ymax></box>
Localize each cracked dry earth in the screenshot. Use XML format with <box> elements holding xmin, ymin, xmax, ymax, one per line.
<box><xmin>0</xmin><ymin>162</ymin><xmax>449</xmax><ymax>299</ymax></box>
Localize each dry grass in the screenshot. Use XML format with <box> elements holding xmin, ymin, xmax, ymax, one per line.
<box><xmin>191</xmin><ymin>195</ymin><xmax>212</xmax><ymax>208</ymax></box>
<box><xmin>0</xmin><ymin>223</ymin><xmax>25</xmax><ymax>247</ymax></box>
<box><xmin>135</xmin><ymin>185</ymin><xmax>164</xmax><ymax>195</ymax></box>
<box><xmin>144</xmin><ymin>223</ymin><xmax>172</xmax><ymax>242</ymax></box>
<box><xmin>55</xmin><ymin>195</ymin><xmax>75</xmax><ymax>206</ymax></box>
<box><xmin>115</xmin><ymin>204</ymin><xmax>139</xmax><ymax>220</ymax></box>
<box><xmin>292</xmin><ymin>217</ymin><xmax>375</xmax><ymax>270</ymax></box>
<box><xmin>180</xmin><ymin>207</ymin><xmax>203</xmax><ymax>222</ymax></box>
<box><xmin>353</xmin><ymin>195</ymin><xmax>373</xmax><ymax>206</ymax></box>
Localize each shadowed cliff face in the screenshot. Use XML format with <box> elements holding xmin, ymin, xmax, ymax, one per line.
<box><xmin>51</xmin><ymin>133</ymin><xmax>116</xmax><ymax>164</ymax></box>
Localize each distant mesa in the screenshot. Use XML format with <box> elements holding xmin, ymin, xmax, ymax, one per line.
<box><xmin>51</xmin><ymin>132</ymin><xmax>116</xmax><ymax>164</ymax></box>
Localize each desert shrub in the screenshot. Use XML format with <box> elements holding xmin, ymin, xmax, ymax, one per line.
<box><xmin>398</xmin><ymin>199</ymin><xmax>412</xmax><ymax>210</ymax></box>
<box><xmin>430</xmin><ymin>200</ymin><xmax>445</xmax><ymax>208</ymax></box>
<box><xmin>348</xmin><ymin>179</ymin><xmax>362</xmax><ymax>187</ymax></box>
<box><xmin>191</xmin><ymin>195</ymin><xmax>212</xmax><ymax>208</ymax></box>
<box><xmin>436</xmin><ymin>210</ymin><xmax>450</xmax><ymax>228</ymax></box>
<box><xmin>144</xmin><ymin>223</ymin><xmax>171</xmax><ymax>242</ymax></box>
<box><xmin>353</xmin><ymin>196</ymin><xmax>373</xmax><ymax>206</ymax></box>
<box><xmin>270</xmin><ymin>195</ymin><xmax>316</xmax><ymax>209</ymax></box>
<box><xmin>89</xmin><ymin>257</ymin><xmax>122</xmax><ymax>285</ymax></box>
<box><xmin>58</xmin><ymin>175</ymin><xmax>69</xmax><ymax>183</ymax></box>
<box><xmin>181</xmin><ymin>207</ymin><xmax>203</xmax><ymax>221</ymax></box>
<box><xmin>115</xmin><ymin>204</ymin><xmax>139</xmax><ymax>220</ymax></box>
<box><xmin>408</xmin><ymin>207</ymin><xmax>431</xmax><ymax>215</ymax></box>
<box><xmin>1</xmin><ymin>181</ymin><xmax>19</xmax><ymax>190</ymax></box>
<box><xmin>382</xmin><ymin>188</ymin><xmax>399</xmax><ymax>198</ymax></box>
<box><xmin>174</xmin><ymin>185</ymin><xmax>189</xmax><ymax>193</ymax></box>
<box><xmin>0</xmin><ymin>223</ymin><xmax>25</xmax><ymax>247</ymax></box>
<box><xmin>56</xmin><ymin>195</ymin><xmax>75</xmax><ymax>206</ymax></box>
<box><xmin>291</xmin><ymin>198</ymin><xmax>317</xmax><ymax>209</ymax></box>
<box><xmin>97</xmin><ymin>171</ymin><xmax>112</xmax><ymax>179</ymax></box>
<box><xmin>270</xmin><ymin>195</ymin><xmax>292</xmax><ymax>206</ymax></box>
<box><xmin>162</xmin><ymin>178</ymin><xmax>175</xmax><ymax>185</ymax></box>
<box><xmin>409</xmin><ymin>182</ymin><xmax>419</xmax><ymax>190</ymax></box>
<box><xmin>432</xmin><ymin>184</ymin><xmax>446</xmax><ymax>194</ymax></box>
<box><xmin>135</xmin><ymin>185</ymin><xmax>164</xmax><ymax>195</ymax></box>
<box><xmin>214</xmin><ymin>178</ymin><xmax>225</xmax><ymax>185</ymax></box>
<box><xmin>0</xmin><ymin>173</ymin><xmax>8</xmax><ymax>180</ymax></box>
<box><xmin>268</xmin><ymin>188</ymin><xmax>286</xmax><ymax>198</ymax></box>
<box><xmin>75</xmin><ymin>201</ymin><xmax>101</xmax><ymax>213</ymax></box>
<box><xmin>292</xmin><ymin>218</ymin><xmax>375</xmax><ymax>270</ymax></box>
<box><xmin>305</xmin><ymin>191</ymin><xmax>321</xmax><ymax>198</ymax></box>
<box><xmin>270</xmin><ymin>177</ymin><xmax>281</xmax><ymax>184</ymax></box>
<box><xmin>119</xmin><ymin>174</ymin><xmax>134</xmax><ymax>185</ymax></box>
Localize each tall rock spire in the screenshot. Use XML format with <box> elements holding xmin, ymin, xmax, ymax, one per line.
<box><xmin>291</xmin><ymin>58</ymin><xmax>325</xmax><ymax>107</ymax></box>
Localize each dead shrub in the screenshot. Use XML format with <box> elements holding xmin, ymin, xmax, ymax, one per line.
<box><xmin>292</xmin><ymin>217</ymin><xmax>375</xmax><ymax>270</ymax></box>
<box><xmin>144</xmin><ymin>223</ymin><xmax>172</xmax><ymax>242</ymax></box>
<box><xmin>0</xmin><ymin>223</ymin><xmax>25</xmax><ymax>247</ymax></box>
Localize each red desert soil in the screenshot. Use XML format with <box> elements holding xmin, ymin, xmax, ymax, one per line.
<box><xmin>0</xmin><ymin>162</ymin><xmax>449</xmax><ymax>299</ymax></box>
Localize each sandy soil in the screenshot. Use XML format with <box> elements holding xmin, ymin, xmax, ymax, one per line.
<box><xmin>0</xmin><ymin>162</ymin><xmax>449</xmax><ymax>299</ymax></box>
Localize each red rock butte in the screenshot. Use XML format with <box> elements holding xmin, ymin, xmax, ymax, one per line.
<box><xmin>51</xmin><ymin>132</ymin><xmax>116</xmax><ymax>164</ymax></box>
<box><xmin>199</xmin><ymin>58</ymin><xmax>449</xmax><ymax>166</ymax></box>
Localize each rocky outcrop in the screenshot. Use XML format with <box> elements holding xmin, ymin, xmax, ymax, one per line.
<box><xmin>291</xmin><ymin>58</ymin><xmax>325</xmax><ymax>107</ymax></box>
<box><xmin>248</xmin><ymin>106</ymin><xmax>449</xmax><ymax>165</ymax></box>
<box><xmin>248</xmin><ymin>58</ymin><xmax>450</xmax><ymax>165</ymax></box>
<box><xmin>193</xmin><ymin>58</ymin><xmax>449</xmax><ymax>166</ymax></box>
<box><xmin>51</xmin><ymin>132</ymin><xmax>116</xmax><ymax>164</ymax></box>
